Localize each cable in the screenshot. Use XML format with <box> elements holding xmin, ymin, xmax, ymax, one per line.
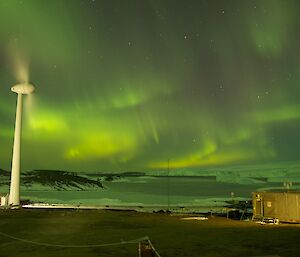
<box><xmin>0</xmin><ymin>230</ymin><xmax>163</xmax><ymax>256</ymax></box>
<box><xmin>0</xmin><ymin>230</ymin><xmax>149</xmax><ymax>248</ymax></box>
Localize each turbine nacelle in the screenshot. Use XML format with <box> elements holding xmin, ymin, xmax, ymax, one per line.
<box><xmin>11</xmin><ymin>83</ymin><xmax>35</xmax><ymax>95</ymax></box>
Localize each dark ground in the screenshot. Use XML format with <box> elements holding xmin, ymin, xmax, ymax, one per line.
<box><xmin>0</xmin><ymin>209</ymin><xmax>299</xmax><ymax>257</ymax></box>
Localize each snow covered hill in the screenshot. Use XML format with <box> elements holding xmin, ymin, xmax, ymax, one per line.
<box><xmin>0</xmin><ymin>169</ymin><xmax>104</xmax><ymax>191</ymax></box>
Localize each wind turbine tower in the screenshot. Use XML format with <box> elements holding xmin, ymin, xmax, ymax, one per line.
<box><xmin>9</xmin><ymin>82</ymin><xmax>35</xmax><ymax>206</ymax></box>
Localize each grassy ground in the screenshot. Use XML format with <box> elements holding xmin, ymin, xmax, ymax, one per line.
<box><xmin>0</xmin><ymin>209</ymin><xmax>299</xmax><ymax>257</ymax></box>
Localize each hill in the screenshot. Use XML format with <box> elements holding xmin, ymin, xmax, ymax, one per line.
<box><xmin>0</xmin><ymin>169</ymin><xmax>103</xmax><ymax>191</ymax></box>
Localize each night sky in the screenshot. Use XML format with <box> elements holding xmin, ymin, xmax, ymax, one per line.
<box><xmin>0</xmin><ymin>0</ymin><xmax>299</xmax><ymax>172</ymax></box>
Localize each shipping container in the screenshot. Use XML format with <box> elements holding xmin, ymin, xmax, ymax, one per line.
<box><xmin>252</xmin><ymin>191</ymin><xmax>300</xmax><ymax>223</ymax></box>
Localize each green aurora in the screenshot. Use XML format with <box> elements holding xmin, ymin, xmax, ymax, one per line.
<box><xmin>0</xmin><ymin>0</ymin><xmax>299</xmax><ymax>172</ymax></box>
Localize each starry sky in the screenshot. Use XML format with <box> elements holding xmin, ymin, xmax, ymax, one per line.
<box><xmin>0</xmin><ymin>0</ymin><xmax>299</xmax><ymax>173</ymax></box>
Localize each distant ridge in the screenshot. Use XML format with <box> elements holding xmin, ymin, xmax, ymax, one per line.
<box><xmin>0</xmin><ymin>169</ymin><xmax>103</xmax><ymax>190</ymax></box>
<box><xmin>87</xmin><ymin>171</ymin><xmax>145</xmax><ymax>177</ymax></box>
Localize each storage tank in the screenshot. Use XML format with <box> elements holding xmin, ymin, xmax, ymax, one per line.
<box><xmin>1</xmin><ymin>194</ymin><xmax>9</xmax><ymax>206</ymax></box>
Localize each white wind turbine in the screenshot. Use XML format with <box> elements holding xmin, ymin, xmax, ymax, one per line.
<box><xmin>8</xmin><ymin>82</ymin><xmax>35</xmax><ymax>206</ymax></box>
<box><xmin>8</xmin><ymin>54</ymin><xmax>35</xmax><ymax>206</ymax></box>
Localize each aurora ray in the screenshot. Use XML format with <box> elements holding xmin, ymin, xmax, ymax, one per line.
<box><xmin>0</xmin><ymin>0</ymin><xmax>299</xmax><ymax>172</ymax></box>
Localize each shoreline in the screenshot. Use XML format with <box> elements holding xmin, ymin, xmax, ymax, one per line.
<box><xmin>20</xmin><ymin>203</ymin><xmax>247</xmax><ymax>215</ymax></box>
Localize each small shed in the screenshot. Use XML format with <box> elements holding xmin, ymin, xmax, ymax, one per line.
<box><xmin>252</xmin><ymin>191</ymin><xmax>300</xmax><ymax>223</ymax></box>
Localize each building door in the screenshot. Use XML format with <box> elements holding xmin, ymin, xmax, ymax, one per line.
<box><xmin>255</xmin><ymin>197</ymin><xmax>263</xmax><ymax>216</ymax></box>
